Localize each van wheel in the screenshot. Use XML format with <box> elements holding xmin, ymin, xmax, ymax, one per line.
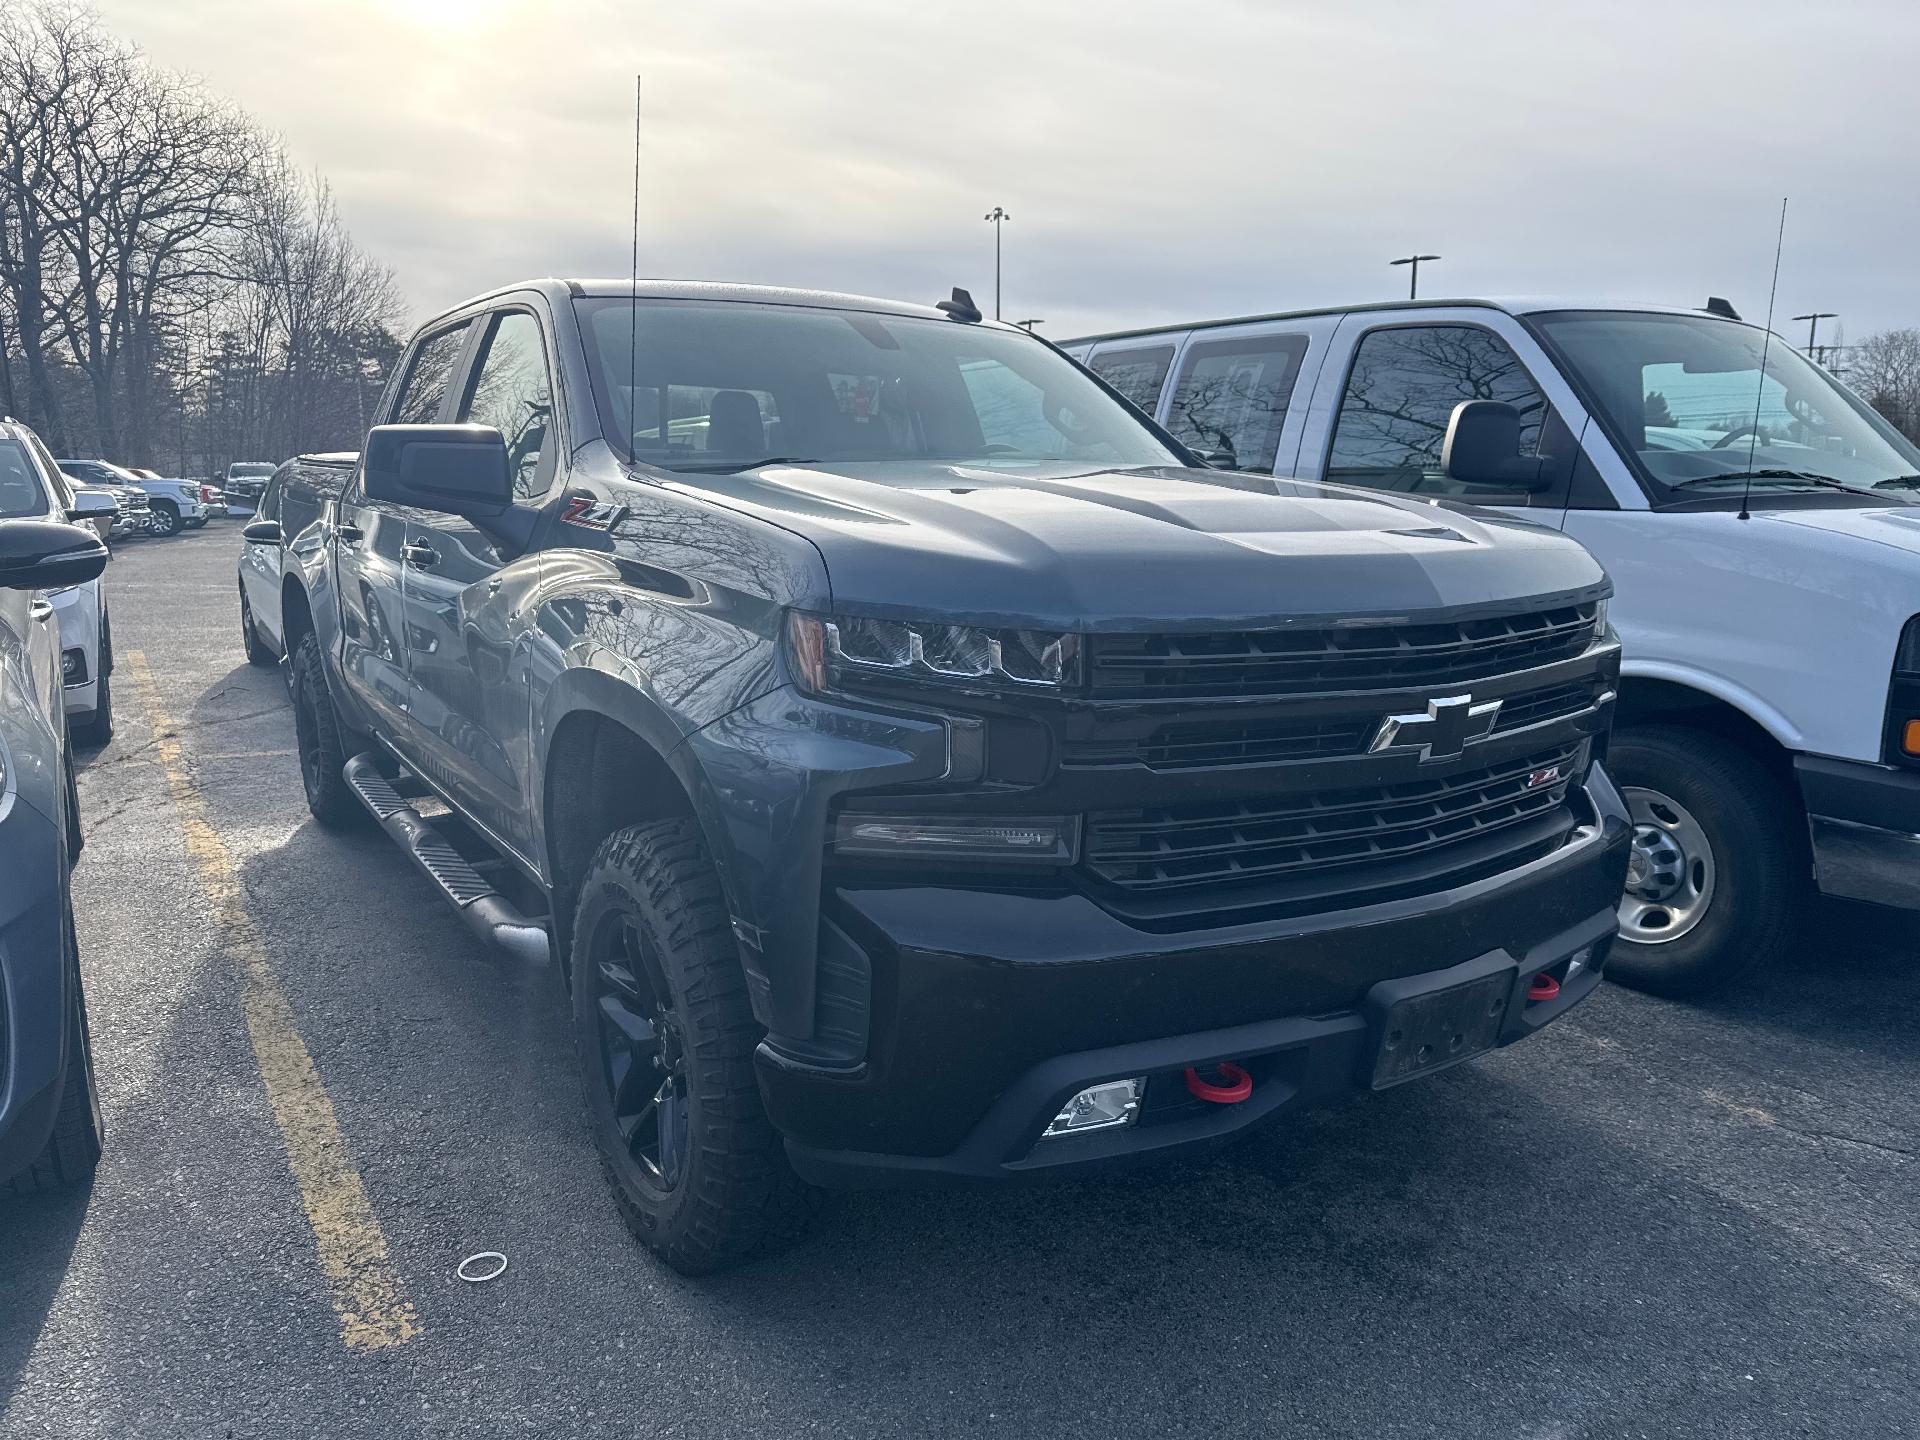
<box><xmin>290</xmin><ymin>631</ymin><xmax>363</xmax><ymax>829</ymax></box>
<box><xmin>8</xmin><ymin>905</ymin><xmax>103</xmax><ymax>1196</ymax></box>
<box><xmin>572</xmin><ymin>818</ymin><xmax>819</xmax><ymax>1275</ymax></box>
<box><xmin>1608</xmin><ymin>725</ymin><xmax>1803</xmax><ymax>996</ymax></box>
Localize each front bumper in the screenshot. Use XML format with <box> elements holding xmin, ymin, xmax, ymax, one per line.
<box><xmin>1798</xmin><ymin>754</ymin><xmax>1920</xmax><ymax>909</ymax></box>
<box><xmin>764</xmin><ymin>773</ymin><xmax>1630</xmax><ymax>1187</ymax></box>
<box><xmin>0</xmin><ymin>799</ymin><xmax>74</xmax><ymax>1184</ymax></box>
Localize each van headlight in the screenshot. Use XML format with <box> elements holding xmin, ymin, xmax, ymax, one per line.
<box><xmin>786</xmin><ymin>612</ymin><xmax>1080</xmax><ymax>695</ymax></box>
<box><xmin>1593</xmin><ymin>597</ymin><xmax>1610</xmax><ymax>639</ymax></box>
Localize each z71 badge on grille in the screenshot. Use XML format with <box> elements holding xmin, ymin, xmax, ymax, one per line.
<box><xmin>1368</xmin><ymin>693</ymin><xmax>1503</xmax><ymax>762</ymax></box>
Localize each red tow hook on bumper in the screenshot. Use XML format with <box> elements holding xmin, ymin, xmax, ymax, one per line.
<box><xmin>1184</xmin><ymin>1062</ymin><xmax>1254</xmax><ymax>1104</ymax></box>
<box><xmin>1528</xmin><ymin>971</ymin><xmax>1562</xmax><ymax>1003</ymax></box>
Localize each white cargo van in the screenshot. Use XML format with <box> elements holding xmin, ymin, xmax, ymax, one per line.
<box><xmin>1064</xmin><ymin>298</ymin><xmax>1920</xmax><ymax>994</ymax></box>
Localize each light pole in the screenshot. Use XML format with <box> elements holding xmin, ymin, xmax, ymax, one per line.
<box><xmin>1791</xmin><ymin>311</ymin><xmax>1837</xmax><ymax>357</ymax></box>
<box><xmin>1389</xmin><ymin>253</ymin><xmax>1441</xmax><ymax>300</ymax></box>
<box><xmin>984</xmin><ymin>206</ymin><xmax>1010</xmax><ymax>320</ymax></box>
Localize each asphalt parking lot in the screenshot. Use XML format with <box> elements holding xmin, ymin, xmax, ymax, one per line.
<box><xmin>1</xmin><ymin>526</ymin><xmax>1915</xmax><ymax>1439</ymax></box>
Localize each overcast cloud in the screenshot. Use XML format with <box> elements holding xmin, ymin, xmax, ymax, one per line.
<box><xmin>97</xmin><ymin>0</ymin><xmax>1920</xmax><ymax>342</ymax></box>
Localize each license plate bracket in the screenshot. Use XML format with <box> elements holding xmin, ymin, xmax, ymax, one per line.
<box><xmin>1368</xmin><ymin>967</ymin><xmax>1513</xmax><ymax>1089</ymax></box>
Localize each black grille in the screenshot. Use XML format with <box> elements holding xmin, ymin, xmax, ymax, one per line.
<box><xmin>1062</xmin><ymin>677</ymin><xmax>1607</xmax><ymax>773</ymax></box>
<box><xmin>1083</xmin><ymin>742</ymin><xmax>1583</xmax><ymax>893</ymax></box>
<box><xmin>1089</xmin><ymin>603</ymin><xmax>1599</xmax><ymax>700</ymax></box>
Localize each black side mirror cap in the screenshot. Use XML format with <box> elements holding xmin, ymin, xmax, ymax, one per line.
<box><xmin>1441</xmin><ymin>400</ymin><xmax>1551</xmax><ymax>491</ymax></box>
<box><xmin>0</xmin><ymin>520</ymin><xmax>110</xmax><ymax>592</ymax></box>
<box><xmin>362</xmin><ymin>424</ymin><xmax>511</xmax><ymax>517</ymax></box>
<box><xmin>242</xmin><ymin>519</ymin><xmax>282</xmax><ymax>544</ymax></box>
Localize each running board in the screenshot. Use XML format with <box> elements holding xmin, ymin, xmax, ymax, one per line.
<box><xmin>343</xmin><ymin>752</ymin><xmax>550</xmax><ymax>966</ymax></box>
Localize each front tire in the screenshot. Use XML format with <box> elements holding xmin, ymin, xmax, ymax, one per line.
<box><xmin>1607</xmin><ymin>725</ymin><xmax>1804</xmax><ymax>996</ymax></box>
<box><xmin>572</xmin><ymin>818</ymin><xmax>817</xmax><ymax>1275</ymax></box>
<box><xmin>290</xmin><ymin>631</ymin><xmax>363</xmax><ymax>828</ymax></box>
<box><xmin>8</xmin><ymin>905</ymin><xmax>104</xmax><ymax>1196</ymax></box>
<box><xmin>240</xmin><ymin>589</ymin><xmax>275</xmax><ymax>666</ymax></box>
<box><xmin>150</xmin><ymin>501</ymin><xmax>182</xmax><ymax>537</ymax></box>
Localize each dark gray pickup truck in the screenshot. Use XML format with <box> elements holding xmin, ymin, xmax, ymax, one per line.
<box><xmin>276</xmin><ymin>279</ymin><xmax>1630</xmax><ymax>1273</ymax></box>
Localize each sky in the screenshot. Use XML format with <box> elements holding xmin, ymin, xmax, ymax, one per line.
<box><xmin>97</xmin><ymin>0</ymin><xmax>1920</xmax><ymax>345</ymax></box>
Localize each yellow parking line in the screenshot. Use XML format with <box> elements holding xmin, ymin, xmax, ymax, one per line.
<box><xmin>126</xmin><ymin>651</ymin><xmax>421</xmax><ymax>1352</ymax></box>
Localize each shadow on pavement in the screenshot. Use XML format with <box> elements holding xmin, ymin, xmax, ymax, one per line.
<box><xmin>0</xmin><ymin>1179</ymin><xmax>93</xmax><ymax>1404</ymax></box>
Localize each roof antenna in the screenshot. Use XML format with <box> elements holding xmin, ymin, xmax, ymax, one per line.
<box><xmin>628</xmin><ymin>74</ymin><xmax>642</xmax><ymax>453</ymax></box>
<box><xmin>1738</xmin><ymin>197</ymin><xmax>1788</xmax><ymax>523</ymax></box>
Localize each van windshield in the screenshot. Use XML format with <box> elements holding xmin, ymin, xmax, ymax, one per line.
<box><xmin>577</xmin><ymin>298</ymin><xmax>1181</xmax><ymax>475</ymax></box>
<box><xmin>1532</xmin><ymin>310</ymin><xmax>1920</xmax><ymax>496</ymax></box>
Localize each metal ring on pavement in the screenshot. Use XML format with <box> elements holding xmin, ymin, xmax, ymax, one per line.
<box><xmin>457</xmin><ymin>1252</ymin><xmax>508</xmax><ymax>1284</ymax></box>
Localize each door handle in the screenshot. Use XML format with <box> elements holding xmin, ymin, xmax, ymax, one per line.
<box><xmin>402</xmin><ymin>539</ymin><xmax>439</xmax><ymax>568</ymax></box>
<box><xmin>337</xmin><ymin>521</ymin><xmax>364</xmax><ymax>544</ymax></box>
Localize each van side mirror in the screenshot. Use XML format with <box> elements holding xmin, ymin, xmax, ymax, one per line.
<box><xmin>362</xmin><ymin>425</ymin><xmax>511</xmax><ymax>517</ymax></box>
<box><xmin>0</xmin><ymin>521</ymin><xmax>110</xmax><ymax>592</ymax></box>
<box><xmin>1441</xmin><ymin>400</ymin><xmax>1550</xmax><ymax>491</ymax></box>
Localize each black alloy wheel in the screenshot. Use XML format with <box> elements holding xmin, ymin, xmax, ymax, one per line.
<box><xmin>585</xmin><ymin>910</ymin><xmax>692</xmax><ymax>1193</ymax></box>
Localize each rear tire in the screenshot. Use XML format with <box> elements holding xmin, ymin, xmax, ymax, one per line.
<box><xmin>572</xmin><ymin>818</ymin><xmax>818</xmax><ymax>1275</ymax></box>
<box><xmin>290</xmin><ymin>631</ymin><xmax>363</xmax><ymax>829</ymax></box>
<box><xmin>1607</xmin><ymin>725</ymin><xmax>1804</xmax><ymax>996</ymax></box>
<box><xmin>8</xmin><ymin>905</ymin><xmax>103</xmax><ymax>1196</ymax></box>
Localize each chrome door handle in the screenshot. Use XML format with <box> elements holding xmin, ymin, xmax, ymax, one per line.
<box><xmin>401</xmin><ymin>540</ymin><xmax>439</xmax><ymax>568</ymax></box>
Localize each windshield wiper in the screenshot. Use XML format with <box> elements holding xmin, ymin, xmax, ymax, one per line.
<box><xmin>664</xmin><ymin>456</ymin><xmax>821</xmax><ymax>474</ymax></box>
<box><xmin>1667</xmin><ymin>468</ymin><xmax>1862</xmax><ymax>495</ymax></box>
<box><xmin>1871</xmin><ymin>474</ymin><xmax>1920</xmax><ymax>490</ymax></box>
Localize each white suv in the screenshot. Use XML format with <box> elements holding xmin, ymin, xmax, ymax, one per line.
<box><xmin>1067</xmin><ymin>297</ymin><xmax>1920</xmax><ymax>994</ymax></box>
<box><xmin>1</xmin><ymin>421</ymin><xmax>116</xmax><ymax>742</ymax></box>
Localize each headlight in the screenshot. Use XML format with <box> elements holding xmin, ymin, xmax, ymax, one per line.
<box><xmin>786</xmin><ymin>611</ymin><xmax>1081</xmax><ymax>695</ymax></box>
<box><xmin>1593</xmin><ymin>596</ymin><xmax>1610</xmax><ymax>639</ymax></box>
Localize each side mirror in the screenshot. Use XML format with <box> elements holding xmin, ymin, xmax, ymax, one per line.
<box><xmin>1441</xmin><ymin>400</ymin><xmax>1550</xmax><ymax>491</ymax></box>
<box><xmin>242</xmin><ymin>518</ymin><xmax>282</xmax><ymax>545</ymax></box>
<box><xmin>362</xmin><ymin>424</ymin><xmax>510</xmax><ymax>517</ymax></box>
<box><xmin>1193</xmin><ymin>447</ymin><xmax>1240</xmax><ymax>469</ymax></box>
<box><xmin>0</xmin><ymin>521</ymin><xmax>110</xmax><ymax>592</ymax></box>
<box><xmin>67</xmin><ymin>489</ymin><xmax>118</xmax><ymax>521</ymax></box>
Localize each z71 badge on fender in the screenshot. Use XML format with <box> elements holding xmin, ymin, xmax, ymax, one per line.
<box><xmin>561</xmin><ymin>496</ymin><xmax>628</xmax><ymax>531</ymax></box>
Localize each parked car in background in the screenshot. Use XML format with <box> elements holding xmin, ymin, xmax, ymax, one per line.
<box><xmin>236</xmin><ymin>452</ymin><xmax>356</xmax><ymax>666</ymax></box>
<box><xmin>197</xmin><ymin>481</ymin><xmax>230</xmax><ymax>519</ymax></box>
<box><xmin>278</xmin><ymin>279</ymin><xmax>1627</xmax><ymax>1274</ymax></box>
<box><xmin>56</xmin><ymin>461</ymin><xmax>159</xmax><ymax>539</ymax></box>
<box><xmin>0</xmin><ymin>512</ymin><xmax>110</xmax><ymax>1195</ymax></box>
<box><xmin>1065</xmin><ymin>295</ymin><xmax>1920</xmax><ymax>994</ymax></box>
<box><xmin>222</xmin><ymin>461</ymin><xmax>279</xmax><ymax>511</ymax></box>
<box><xmin>5</xmin><ymin>422</ymin><xmax>117</xmax><ymax>743</ymax></box>
<box><xmin>60</xmin><ymin>460</ymin><xmax>209</xmax><ymax>536</ymax></box>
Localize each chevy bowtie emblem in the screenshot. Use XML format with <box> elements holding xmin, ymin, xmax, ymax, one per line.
<box><xmin>1368</xmin><ymin>693</ymin><xmax>1503</xmax><ymax>762</ymax></box>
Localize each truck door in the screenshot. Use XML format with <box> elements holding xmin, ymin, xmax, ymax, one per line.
<box><xmin>399</xmin><ymin>305</ymin><xmax>558</xmax><ymax>859</ymax></box>
<box><xmin>1292</xmin><ymin>309</ymin><xmax>1593</xmax><ymax>522</ymax></box>
<box><xmin>335</xmin><ymin>319</ymin><xmax>473</xmax><ymax>743</ymax></box>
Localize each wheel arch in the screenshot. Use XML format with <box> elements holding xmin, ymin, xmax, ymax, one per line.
<box><xmin>1615</xmin><ymin>664</ymin><xmax>1801</xmax><ymax>767</ymax></box>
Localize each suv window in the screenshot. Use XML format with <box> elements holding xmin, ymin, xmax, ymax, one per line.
<box><xmin>1165</xmin><ymin>335</ymin><xmax>1308</xmax><ymax>471</ymax></box>
<box><xmin>24</xmin><ymin>433</ymin><xmax>72</xmax><ymax>508</ymax></box>
<box><xmin>458</xmin><ymin>311</ymin><xmax>555</xmax><ymax>498</ymax></box>
<box><xmin>1328</xmin><ymin>325</ymin><xmax>1548</xmax><ymax>494</ymax></box>
<box><xmin>1088</xmin><ymin>344</ymin><xmax>1175</xmax><ymax>418</ymax></box>
<box><xmin>0</xmin><ymin>439</ymin><xmax>53</xmax><ymax>518</ymax></box>
<box><xmin>393</xmin><ymin>322</ymin><xmax>472</xmax><ymax>426</ymax></box>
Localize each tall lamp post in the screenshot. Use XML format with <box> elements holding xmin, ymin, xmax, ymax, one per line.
<box><xmin>1389</xmin><ymin>252</ymin><xmax>1441</xmax><ymax>300</ymax></box>
<box><xmin>1791</xmin><ymin>311</ymin><xmax>1837</xmax><ymax>358</ymax></box>
<box><xmin>984</xmin><ymin>206</ymin><xmax>1010</xmax><ymax>320</ymax></box>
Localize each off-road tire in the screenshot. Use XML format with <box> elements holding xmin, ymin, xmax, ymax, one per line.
<box><xmin>240</xmin><ymin>589</ymin><xmax>274</xmax><ymax>666</ymax></box>
<box><xmin>572</xmin><ymin>818</ymin><xmax>819</xmax><ymax>1274</ymax></box>
<box><xmin>1607</xmin><ymin>724</ymin><xmax>1804</xmax><ymax>997</ymax></box>
<box><xmin>8</xmin><ymin>907</ymin><xmax>103</xmax><ymax>1196</ymax></box>
<box><xmin>290</xmin><ymin>631</ymin><xmax>363</xmax><ymax>829</ymax></box>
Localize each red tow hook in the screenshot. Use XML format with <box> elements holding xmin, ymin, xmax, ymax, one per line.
<box><xmin>1528</xmin><ymin>971</ymin><xmax>1562</xmax><ymax>1003</ymax></box>
<box><xmin>1184</xmin><ymin>1062</ymin><xmax>1254</xmax><ymax>1104</ymax></box>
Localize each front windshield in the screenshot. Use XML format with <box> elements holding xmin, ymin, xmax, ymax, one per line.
<box><xmin>0</xmin><ymin>439</ymin><xmax>55</xmax><ymax>519</ymax></box>
<box><xmin>577</xmin><ymin>298</ymin><xmax>1182</xmax><ymax>474</ymax></box>
<box><xmin>230</xmin><ymin>463</ymin><xmax>276</xmax><ymax>477</ymax></box>
<box><xmin>1533</xmin><ymin>310</ymin><xmax>1920</xmax><ymax>496</ymax></box>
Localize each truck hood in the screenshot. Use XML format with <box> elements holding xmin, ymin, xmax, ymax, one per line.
<box><xmin>681</xmin><ymin>461</ymin><xmax>1607</xmax><ymax>629</ymax></box>
<box><xmin>1751</xmin><ymin>501</ymin><xmax>1920</xmax><ymax>559</ymax></box>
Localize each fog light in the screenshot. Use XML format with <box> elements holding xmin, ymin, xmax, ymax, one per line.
<box><xmin>61</xmin><ymin>648</ymin><xmax>86</xmax><ymax>684</ymax></box>
<box><xmin>832</xmin><ymin>813</ymin><xmax>1078</xmax><ymax>863</ymax></box>
<box><xmin>1042</xmin><ymin>1078</ymin><xmax>1143</xmax><ymax>1138</ymax></box>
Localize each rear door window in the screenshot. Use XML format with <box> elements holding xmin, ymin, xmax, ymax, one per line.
<box><xmin>1164</xmin><ymin>334</ymin><xmax>1309</xmax><ymax>471</ymax></box>
<box><xmin>392</xmin><ymin>322</ymin><xmax>472</xmax><ymax>425</ymax></box>
<box><xmin>1087</xmin><ymin>344</ymin><xmax>1176</xmax><ymax>418</ymax></box>
<box><xmin>1327</xmin><ymin>325</ymin><xmax>1554</xmax><ymax>500</ymax></box>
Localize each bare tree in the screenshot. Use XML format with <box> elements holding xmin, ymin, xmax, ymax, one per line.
<box><xmin>1848</xmin><ymin>328</ymin><xmax>1920</xmax><ymax>443</ymax></box>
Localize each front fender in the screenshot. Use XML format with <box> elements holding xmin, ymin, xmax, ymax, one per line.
<box><xmin>1620</xmin><ymin>657</ymin><xmax>1804</xmax><ymax>752</ymax></box>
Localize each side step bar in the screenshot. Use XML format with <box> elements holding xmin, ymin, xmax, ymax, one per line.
<box><xmin>343</xmin><ymin>752</ymin><xmax>550</xmax><ymax>966</ymax></box>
